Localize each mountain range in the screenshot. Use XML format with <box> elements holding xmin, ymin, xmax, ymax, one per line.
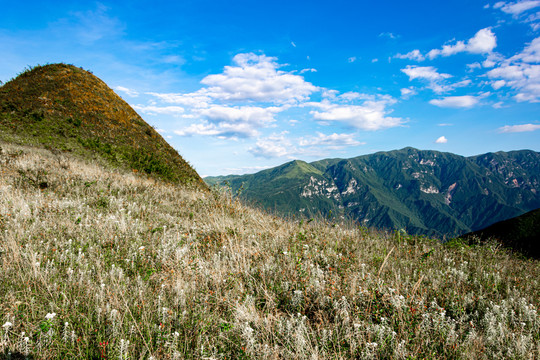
<box><xmin>206</xmin><ymin>147</ymin><xmax>540</xmax><ymax>238</ymax></box>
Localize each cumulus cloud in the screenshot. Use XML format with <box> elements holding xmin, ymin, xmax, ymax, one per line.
<box><xmin>435</xmin><ymin>136</ymin><xmax>448</xmax><ymax>143</ymax></box>
<box><xmin>146</xmin><ymin>92</ymin><xmax>212</xmax><ymax>108</ymax></box>
<box><xmin>498</xmin><ymin>123</ymin><xmax>540</xmax><ymax>132</ymax></box>
<box><xmin>146</xmin><ymin>53</ymin><xmax>403</xmax><ymax>140</ymax></box>
<box><xmin>401</xmin><ymin>66</ymin><xmax>452</xmax><ymax>81</ymax></box>
<box><xmin>115</xmin><ymin>86</ymin><xmax>139</xmax><ymax>97</ymax></box>
<box><xmin>309</xmin><ymin>98</ymin><xmax>403</xmax><ymax>130</ymax></box>
<box><xmin>400</xmin><ymin>87</ymin><xmax>417</xmax><ymax>99</ymax></box>
<box><xmin>173</xmin><ymin>105</ymin><xmax>283</xmax><ymax>138</ymax></box>
<box><xmin>174</xmin><ymin>121</ymin><xmax>259</xmax><ymax>138</ymax></box>
<box><xmin>487</xmin><ymin>37</ymin><xmax>540</xmax><ymax>102</ymax></box>
<box><xmin>248</xmin><ymin>132</ymin><xmax>298</xmax><ymax>158</ymax></box>
<box><xmin>131</xmin><ymin>104</ymin><xmax>184</xmax><ymax>116</ymax></box>
<box><xmin>299</xmin><ymin>132</ymin><xmax>365</xmax><ymax>149</ymax></box>
<box><xmin>198</xmin><ymin>105</ymin><xmax>281</xmax><ymax>126</ymax></box>
<box><xmin>200</xmin><ymin>53</ymin><xmax>318</xmax><ymax>104</ymax></box>
<box><xmin>401</xmin><ymin>66</ymin><xmax>471</xmax><ymax>93</ymax></box>
<box><xmin>395</xmin><ymin>49</ymin><xmax>425</xmax><ymax>61</ymax></box>
<box><xmin>494</xmin><ymin>0</ymin><xmax>540</xmax><ymax>16</ymax></box>
<box><xmin>467</xmin><ymin>62</ymin><xmax>482</xmax><ymax>71</ymax></box>
<box><xmin>427</xmin><ymin>28</ymin><xmax>497</xmax><ymax>59</ymax></box>
<box><xmin>429</xmin><ymin>95</ymin><xmax>480</xmax><ymax>108</ymax></box>
<box><xmin>492</xmin><ymin>80</ymin><xmax>507</xmax><ymax>89</ymax></box>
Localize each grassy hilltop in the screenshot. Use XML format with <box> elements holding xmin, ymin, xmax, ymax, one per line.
<box><xmin>0</xmin><ymin>65</ymin><xmax>539</xmax><ymax>359</ymax></box>
<box><xmin>0</xmin><ymin>64</ymin><xmax>205</xmax><ymax>188</ymax></box>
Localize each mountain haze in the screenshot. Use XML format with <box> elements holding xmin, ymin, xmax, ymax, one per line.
<box><xmin>0</xmin><ymin>63</ymin><xmax>205</xmax><ymax>188</ymax></box>
<box><xmin>206</xmin><ymin>148</ymin><xmax>540</xmax><ymax>238</ymax></box>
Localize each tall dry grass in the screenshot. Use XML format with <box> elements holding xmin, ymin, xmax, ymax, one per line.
<box><xmin>0</xmin><ymin>142</ymin><xmax>538</xmax><ymax>359</ymax></box>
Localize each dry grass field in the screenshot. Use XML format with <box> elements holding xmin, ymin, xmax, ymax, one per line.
<box><xmin>0</xmin><ymin>142</ymin><xmax>539</xmax><ymax>359</ymax></box>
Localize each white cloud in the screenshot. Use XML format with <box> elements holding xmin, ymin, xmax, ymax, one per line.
<box><xmin>427</xmin><ymin>28</ymin><xmax>497</xmax><ymax>59</ymax></box>
<box><xmin>180</xmin><ymin>105</ymin><xmax>283</xmax><ymax>138</ymax></box>
<box><xmin>348</xmin><ymin>57</ymin><xmax>357</xmax><ymax>63</ymax></box>
<box><xmin>429</xmin><ymin>95</ymin><xmax>480</xmax><ymax>108</ymax></box>
<box><xmin>174</xmin><ymin>121</ymin><xmax>259</xmax><ymax>138</ymax></box>
<box><xmin>435</xmin><ymin>136</ymin><xmax>448</xmax><ymax>143</ymax></box>
<box><xmin>400</xmin><ymin>87</ymin><xmax>417</xmax><ymax>98</ymax></box>
<box><xmin>291</xmin><ymin>41</ymin><xmax>297</xmax><ymax>47</ymax></box>
<box><xmin>487</xmin><ymin>38</ymin><xmax>540</xmax><ymax>102</ymax></box>
<box><xmin>309</xmin><ymin>99</ymin><xmax>403</xmax><ymax>130</ymax></box>
<box><xmin>467</xmin><ymin>28</ymin><xmax>498</xmax><ymax>54</ymax></box>
<box><xmin>299</xmin><ymin>68</ymin><xmax>317</xmax><ymax>74</ymax></box>
<box><xmin>401</xmin><ymin>66</ymin><xmax>470</xmax><ymax>94</ymax></box>
<box><xmin>483</xmin><ymin>59</ymin><xmax>497</xmax><ymax>68</ymax></box>
<box><xmin>467</xmin><ymin>62</ymin><xmax>482</xmax><ymax>71</ymax></box>
<box><xmin>401</xmin><ymin>66</ymin><xmax>452</xmax><ymax>81</ymax></box>
<box><xmin>146</xmin><ymin>92</ymin><xmax>211</xmax><ymax>108</ymax></box>
<box><xmin>379</xmin><ymin>32</ymin><xmax>398</xmax><ymax>39</ymax></box>
<box><xmin>429</xmin><ymin>80</ymin><xmax>472</xmax><ymax>94</ymax></box>
<box><xmin>299</xmin><ymin>132</ymin><xmax>365</xmax><ymax>149</ymax></box>
<box><xmin>492</xmin><ymin>80</ymin><xmax>507</xmax><ymax>89</ymax></box>
<box><xmin>249</xmin><ymin>133</ymin><xmax>298</xmax><ymax>158</ymax></box>
<box><xmin>131</xmin><ymin>104</ymin><xmax>184</xmax><ymax>116</ymax></box>
<box><xmin>142</xmin><ymin>53</ymin><xmax>405</xmax><ymax>141</ymax></box>
<box><xmin>498</xmin><ymin>123</ymin><xmax>540</xmax><ymax>132</ymax></box>
<box><xmin>395</xmin><ymin>49</ymin><xmax>425</xmax><ymax>61</ymax></box>
<box><xmin>511</xmin><ymin>36</ymin><xmax>540</xmax><ymax>63</ymax></box>
<box><xmin>198</xmin><ymin>105</ymin><xmax>281</xmax><ymax>126</ymax></box>
<box><xmin>115</xmin><ymin>86</ymin><xmax>139</xmax><ymax>97</ymax></box>
<box><xmin>173</xmin><ymin>105</ymin><xmax>283</xmax><ymax>138</ymax></box>
<box><xmin>200</xmin><ymin>53</ymin><xmax>318</xmax><ymax>104</ymax></box>
<box><xmin>494</xmin><ymin>0</ymin><xmax>540</xmax><ymax>16</ymax></box>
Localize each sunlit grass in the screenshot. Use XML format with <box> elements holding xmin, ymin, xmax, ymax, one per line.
<box><xmin>1</xmin><ymin>142</ymin><xmax>538</xmax><ymax>359</ymax></box>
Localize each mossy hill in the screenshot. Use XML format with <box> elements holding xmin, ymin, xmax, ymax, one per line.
<box><xmin>462</xmin><ymin>208</ymin><xmax>540</xmax><ymax>259</ymax></box>
<box><xmin>0</xmin><ymin>63</ymin><xmax>205</xmax><ymax>188</ymax></box>
<box><xmin>206</xmin><ymin>147</ymin><xmax>540</xmax><ymax>239</ymax></box>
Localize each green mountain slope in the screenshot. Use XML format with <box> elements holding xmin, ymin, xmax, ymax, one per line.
<box><xmin>0</xmin><ymin>63</ymin><xmax>206</xmax><ymax>188</ymax></box>
<box><xmin>462</xmin><ymin>208</ymin><xmax>540</xmax><ymax>258</ymax></box>
<box><xmin>206</xmin><ymin>147</ymin><xmax>540</xmax><ymax>237</ymax></box>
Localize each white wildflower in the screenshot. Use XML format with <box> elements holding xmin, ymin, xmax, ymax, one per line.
<box><xmin>45</xmin><ymin>312</ymin><xmax>56</xmax><ymax>320</ymax></box>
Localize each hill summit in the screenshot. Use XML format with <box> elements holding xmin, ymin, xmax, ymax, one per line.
<box><xmin>0</xmin><ymin>63</ymin><xmax>205</xmax><ymax>188</ymax></box>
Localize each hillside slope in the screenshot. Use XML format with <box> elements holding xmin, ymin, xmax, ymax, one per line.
<box><xmin>462</xmin><ymin>208</ymin><xmax>540</xmax><ymax>258</ymax></box>
<box><xmin>0</xmin><ymin>64</ymin><xmax>205</xmax><ymax>188</ymax></box>
<box><xmin>0</xmin><ymin>142</ymin><xmax>538</xmax><ymax>359</ymax></box>
<box><xmin>206</xmin><ymin>148</ymin><xmax>540</xmax><ymax>238</ymax></box>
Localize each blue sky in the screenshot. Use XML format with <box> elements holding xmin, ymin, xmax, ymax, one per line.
<box><xmin>1</xmin><ymin>0</ymin><xmax>540</xmax><ymax>176</ymax></box>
